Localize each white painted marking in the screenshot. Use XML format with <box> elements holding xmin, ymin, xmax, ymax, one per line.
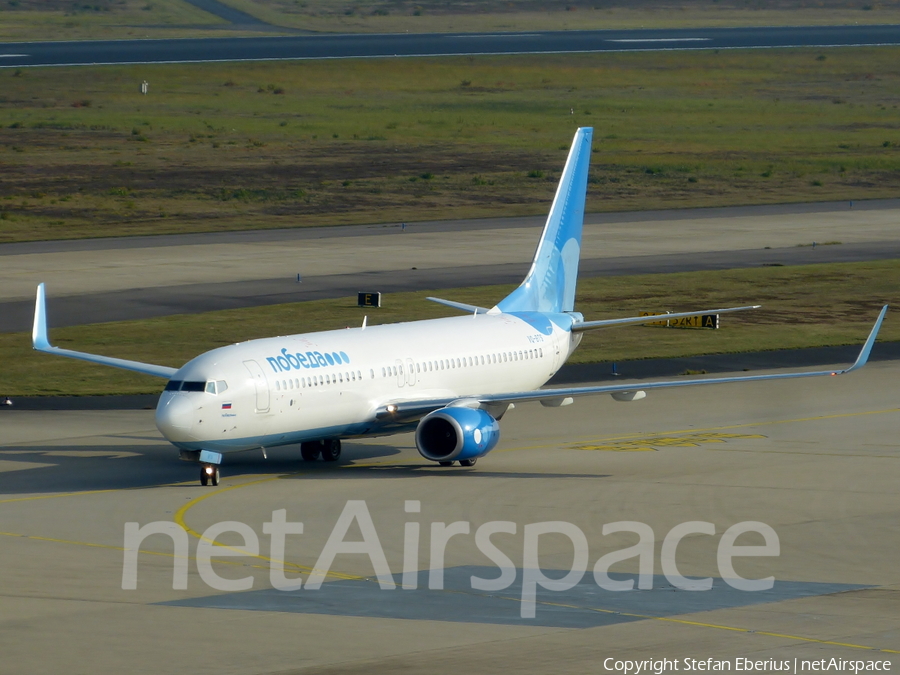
<box><xmin>448</xmin><ymin>34</ymin><xmax>541</xmax><ymax>38</ymax></box>
<box><xmin>607</xmin><ymin>38</ymin><xmax>710</xmax><ymax>43</ymax></box>
<box><xmin>0</xmin><ymin>54</ymin><xmax>29</xmax><ymax>58</ymax></box>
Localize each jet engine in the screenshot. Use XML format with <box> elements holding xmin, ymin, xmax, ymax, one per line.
<box><xmin>415</xmin><ymin>406</ymin><xmax>500</xmax><ymax>462</ymax></box>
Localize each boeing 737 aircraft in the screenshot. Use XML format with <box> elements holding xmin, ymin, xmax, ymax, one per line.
<box><xmin>32</xmin><ymin>128</ymin><xmax>887</xmax><ymax>485</ymax></box>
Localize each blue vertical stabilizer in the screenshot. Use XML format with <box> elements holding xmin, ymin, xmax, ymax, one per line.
<box><xmin>495</xmin><ymin>127</ymin><xmax>593</xmax><ymax>314</ymax></box>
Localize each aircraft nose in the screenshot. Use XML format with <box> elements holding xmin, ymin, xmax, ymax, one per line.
<box><xmin>156</xmin><ymin>393</ymin><xmax>195</xmax><ymax>440</ymax></box>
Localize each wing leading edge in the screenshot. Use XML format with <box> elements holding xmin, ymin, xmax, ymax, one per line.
<box><xmin>375</xmin><ymin>305</ymin><xmax>888</xmax><ymax>421</ymax></box>
<box><xmin>32</xmin><ymin>283</ymin><xmax>178</xmax><ymax>379</ymax></box>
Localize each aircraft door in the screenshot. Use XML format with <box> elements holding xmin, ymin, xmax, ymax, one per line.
<box><xmin>550</xmin><ymin>337</ymin><xmax>563</xmax><ymax>375</ymax></box>
<box><xmin>243</xmin><ymin>359</ymin><xmax>270</xmax><ymax>413</ymax></box>
<box><xmin>395</xmin><ymin>359</ymin><xmax>405</xmax><ymax>388</ymax></box>
<box><xmin>405</xmin><ymin>358</ymin><xmax>416</xmax><ymax>387</ymax></box>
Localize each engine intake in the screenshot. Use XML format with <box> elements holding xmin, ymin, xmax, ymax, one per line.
<box><xmin>415</xmin><ymin>406</ymin><xmax>500</xmax><ymax>462</ymax></box>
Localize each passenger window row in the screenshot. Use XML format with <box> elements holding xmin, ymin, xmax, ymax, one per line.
<box><xmin>378</xmin><ymin>347</ymin><xmax>544</xmax><ymax>378</ymax></box>
<box><xmin>275</xmin><ymin>370</ymin><xmax>363</xmax><ymax>391</ymax></box>
<box><xmin>166</xmin><ymin>346</ymin><xmax>546</xmax><ymax>396</ymax></box>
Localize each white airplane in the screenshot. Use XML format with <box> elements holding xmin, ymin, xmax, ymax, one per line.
<box><xmin>32</xmin><ymin>128</ymin><xmax>887</xmax><ymax>486</ymax></box>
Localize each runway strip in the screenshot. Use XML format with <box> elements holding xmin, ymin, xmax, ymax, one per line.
<box><xmin>2</xmin><ymin>24</ymin><xmax>900</xmax><ymax>68</ymax></box>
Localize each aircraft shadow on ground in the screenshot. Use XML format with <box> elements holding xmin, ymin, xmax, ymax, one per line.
<box><xmin>0</xmin><ymin>440</ymin><xmax>403</xmax><ymax>494</ymax></box>
<box><xmin>284</xmin><ymin>465</ymin><xmax>611</xmax><ymax>481</ymax></box>
<box><xmin>278</xmin><ymin>442</ymin><xmax>611</xmax><ymax>481</ymax></box>
<box><xmin>0</xmin><ymin>444</ymin><xmax>188</xmax><ymax>495</ymax></box>
<box><xmin>160</xmin><ymin>566</ymin><xmax>869</xmax><ymax>629</ymax></box>
<box><xmin>0</xmin><ymin>441</ymin><xmax>608</xmax><ymax>494</ymax></box>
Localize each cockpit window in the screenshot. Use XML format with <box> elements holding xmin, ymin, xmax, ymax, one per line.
<box><xmin>165</xmin><ymin>380</ymin><xmax>217</xmax><ymax>393</ymax></box>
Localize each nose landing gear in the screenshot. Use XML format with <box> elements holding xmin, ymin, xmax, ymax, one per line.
<box><xmin>200</xmin><ymin>464</ymin><xmax>220</xmax><ymax>486</ymax></box>
<box><xmin>197</xmin><ymin>450</ymin><xmax>223</xmax><ymax>486</ymax></box>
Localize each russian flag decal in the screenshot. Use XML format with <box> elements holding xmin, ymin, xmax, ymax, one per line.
<box><xmin>222</xmin><ymin>402</ymin><xmax>232</xmax><ymax>410</ymax></box>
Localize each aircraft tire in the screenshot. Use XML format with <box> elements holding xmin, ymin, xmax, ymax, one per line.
<box><xmin>459</xmin><ymin>458</ymin><xmax>477</xmax><ymax>467</ymax></box>
<box><xmin>200</xmin><ymin>468</ymin><xmax>209</xmax><ymax>486</ymax></box>
<box><xmin>321</xmin><ymin>439</ymin><xmax>341</xmax><ymax>462</ymax></box>
<box><xmin>301</xmin><ymin>441</ymin><xmax>322</xmax><ymax>461</ymax></box>
<box><xmin>439</xmin><ymin>461</ymin><xmax>454</xmax><ymax>467</ymax></box>
<box><xmin>211</xmin><ymin>466</ymin><xmax>220</xmax><ymax>486</ymax></box>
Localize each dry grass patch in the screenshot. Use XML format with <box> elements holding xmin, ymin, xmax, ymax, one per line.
<box><xmin>3</xmin><ymin>50</ymin><xmax>900</xmax><ymax>242</ymax></box>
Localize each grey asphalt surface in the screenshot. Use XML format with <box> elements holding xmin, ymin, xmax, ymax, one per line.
<box><xmin>181</xmin><ymin>0</ymin><xmax>271</xmax><ymax>27</ymax></box>
<box><xmin>3</xmin><ymin>199</ymin><xmax>900</xmax><ymax>333</ymax></box>
<box><xmin>3</xmin><ymin>241</ymin><xmax>900</xmax><ymax>333</ymax></box>
<box><xmin>3</xmin><ymin>198</ymin><xmax>897</xmax><ymax>258</ymax></box>
<box><xmin>2</xmin><ymin>363</ymin><xmax>898</xmax><ymax>673</ymax></box>
<box><xmin>2</xmin><ymin>25</ymin><xmax>900</xmax><ymax>69</ymax></box>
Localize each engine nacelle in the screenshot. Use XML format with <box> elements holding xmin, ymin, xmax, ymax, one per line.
<box><xmin>415</xmin><ymin>406</ymin><xmax>500</xmax><ymax>462</ymax></box>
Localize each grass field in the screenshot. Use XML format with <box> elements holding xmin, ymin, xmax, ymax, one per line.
<box><xmin>2</xmin><ymin>49</ymin><xmax>900</xmax><ymax>243</ymax></box>
<box><xmin>2</xmin><ymin>260</ymin><xmax>897</xmax><ymax>396</ymax></box>
<box><xmin>3</xmin><ymin>0</ymin><xmax>900</xmax><ymax>40</ymax></box>
<box><xmin>0</xmin><ymin>0</ymin><xmax>242</xmax><ymax>42</ymax></box>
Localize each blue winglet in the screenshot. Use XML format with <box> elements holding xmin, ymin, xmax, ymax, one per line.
<box><xmin>842</xmin><ymin>304</ymin><xmax>888</xmax><ymax>373</ymax></box>
<box><xmin>496</xmin><ymin>127</ymin><xmax>593</xmax><ymax>314</ymax></box>
<box><xmin>32</xmin><ymin>282</ymin><xmax>51</xmax><ymax>351</ymax></box>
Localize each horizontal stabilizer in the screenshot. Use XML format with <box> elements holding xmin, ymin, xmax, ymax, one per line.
<box><xmin>571</xmin><ymin>305</ymin><xmax>761</xmax><ymax>332</ymax></box>
<box><xmin>32</xmin><ymin>283</ymin><xmax>178</xmax><ymax>379</ymax></box>
<box><xmin>426</xmin><ymin>297</ymin><xmax>490</xmax><ymax>314</ymax></box>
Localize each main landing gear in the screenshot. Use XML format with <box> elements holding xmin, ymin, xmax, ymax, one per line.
<box><xmin>301</xmin><ymin>439</ymin><xmax>342</xmax><ymax>462</ymax></box>
<box><xmin>200</xmin><ymin>464</ymin><xmax>220</xmax><ymax>486</ymax></box>
<box><xmin>439</xmin><ymin>458</ymin><xmax>478</xmax><ymax>467</ymax></box>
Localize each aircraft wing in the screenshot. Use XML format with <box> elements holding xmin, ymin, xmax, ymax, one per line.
<box><xmin>32</xmin><ymin>283</ymin><xmax>178</xmax><ymax>379</ymax></box>
<box><xmin>375</xmin><ymin>305</ymin><xmax>887</xmax><ymax>421</ymax></box>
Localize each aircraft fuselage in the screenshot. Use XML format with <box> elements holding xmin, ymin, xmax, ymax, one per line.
<box><xmin>155</xmin><ymin>311</ymin><xmax>583</xmax><ymax>454</ymax></box>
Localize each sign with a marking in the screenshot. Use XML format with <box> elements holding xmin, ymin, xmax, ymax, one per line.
<box><xmin>358</xmin><ymin>292</ymin><xmax>381</xmax><ymax>308</ymax></box>
<box><xmin>640</xmin><ymin>311</ymin><xmax>719</xmax><ymax>329</ymax></box>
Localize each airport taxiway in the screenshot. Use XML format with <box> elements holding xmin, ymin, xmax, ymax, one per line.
<box><xmin>2</xmin><ymin>200</ymin><xmax>899</xmax><ymax>331</ymax></box>
<box><xmin>1</xmin><ymin>360</ymin><xmax>897</xmax><ymax>674</ymax></box>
